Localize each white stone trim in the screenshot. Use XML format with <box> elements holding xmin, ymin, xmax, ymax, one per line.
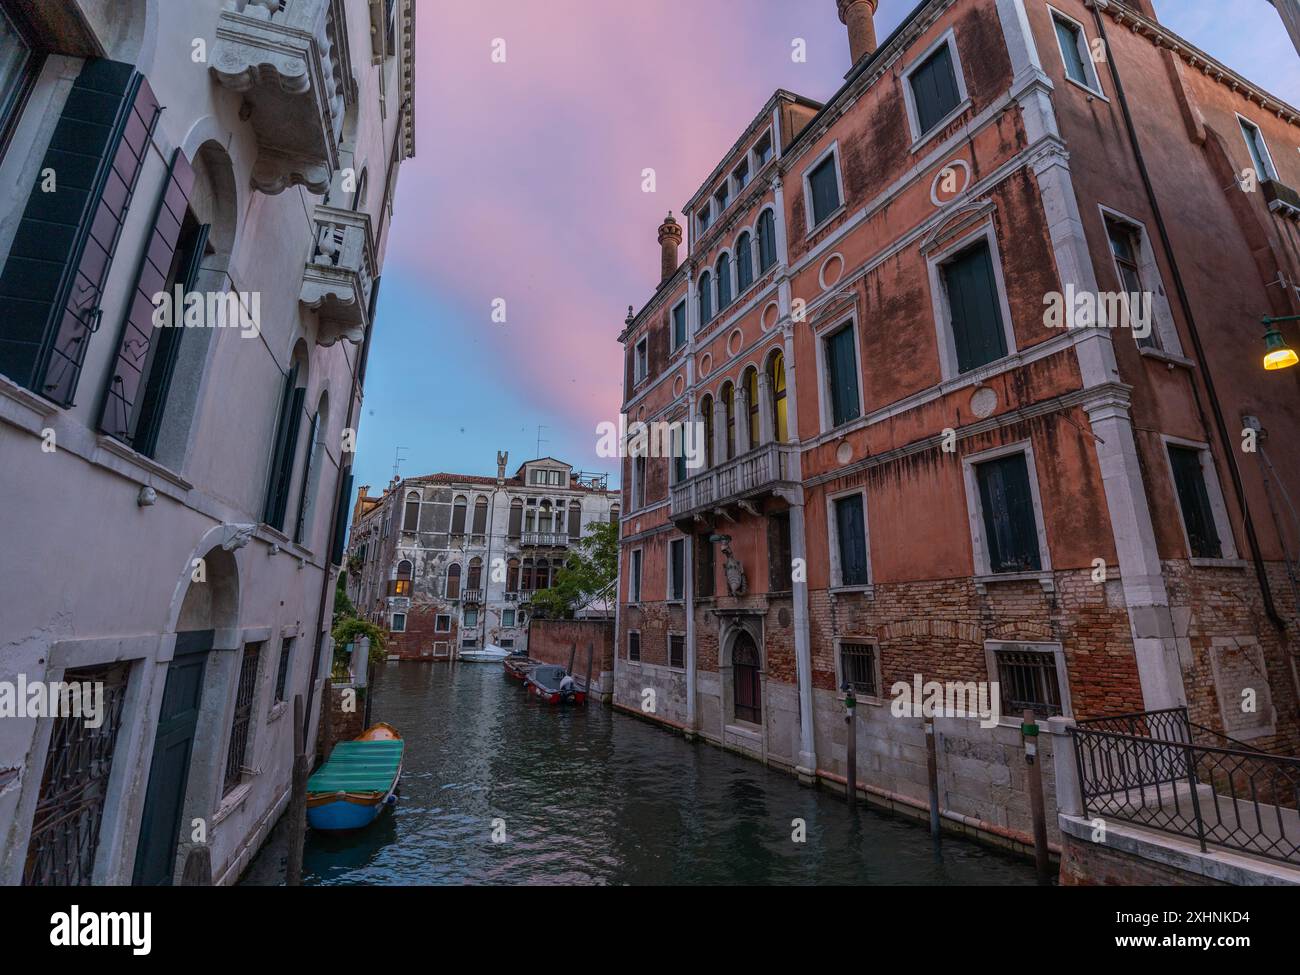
<box><xmin>901</xmin><ymin>27</ymin><xmax>971</xmax><ymax>148</ymax></box>
<box><xmin>801</xmin><ymin>138</ymin><xmax>846</xmax><ymax>235</ymax></box>
<box><xmin>1097</xmin><ymin>203</ymin><xmax>1183</xmax><ymax>357</ymax></box>
<box><xmin>960</xmin><ymin>439</ymin><xmax>1053</xmax><ymax>577</ymax></box>
<box><xmin>925</xmin><ymin>220</ymin><xmax>1018</xmax><ymax>381</ymax></box>
<box><xmin>825</xmin><ymin>484</ymin><xmax>872</xmax><ymax>589</ymax></box>
<box><xmin>1160</xmin><ymin>435</ymin><xmax>1239</xmax><ymax>561</ymax></box>
<box><xmin>984</xmin><ymin>639</ymin><xmax>1073</xmax><ymax>721</ymax></box>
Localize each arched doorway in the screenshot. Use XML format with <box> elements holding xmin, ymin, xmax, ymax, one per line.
<box><xmin>733</xmin><ymin>631</ymin><xmax>762</xmax><ymax>724</ymax></box>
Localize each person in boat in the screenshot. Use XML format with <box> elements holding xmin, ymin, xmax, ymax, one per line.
<box><xmin>559</xmin><ymin>672</ymin><xmax>575</xmax><ymax>694</ymax></box>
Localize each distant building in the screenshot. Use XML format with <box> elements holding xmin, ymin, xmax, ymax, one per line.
<box><xmin>347</xmin><ymin>453</ymin><xmax>619</xmax><ymax>659</ymax></box>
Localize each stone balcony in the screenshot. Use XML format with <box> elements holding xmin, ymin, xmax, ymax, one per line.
<box><xmin>670</xmin><ymin>442</ymin><xmax>801</xmax><ymax>524</ymax></box>
<box><xmin>210</xmin><ymin>0</ymin><xmax>349</xmax><ymax>194</ymax></box>
<box><xmin>461</xmin><ymin>588</ymin><xmax>484</xmax><ymax>605</ymax></box>
<box><xmin>300</xmin><ymin>205</ymin><xmax>376</xmax><ymax>345</ymax></box>
<box><xmin>1263</xmin><ymin>179</ymin><xmax>1300</xmax><ymax>220</ymax></box>
<box><xmin>520</xmin><ymin>531</ymin><xmax>569</xmax><ymax>547</ymax></box>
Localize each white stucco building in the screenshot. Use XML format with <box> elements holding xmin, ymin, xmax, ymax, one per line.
<box><xmin>0</xmin><ymin>0</ymin><xmax>416</xmax><ymax>885</ymax></box>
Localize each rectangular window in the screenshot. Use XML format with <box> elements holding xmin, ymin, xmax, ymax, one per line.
<box><xmin>1239</xmin><ymin>117</ymin><xmax>1277</xmax><ymax>181</ymax></box>
<box><xmin>0</xmin><ymin>8</ymin><xmax>34</xmax><ymax>144</ymax></box>
<box><xmin>669</xmin><ymin>538</ymin><xmax>685</xmax><ymax>600</ymax></box>
<box><xmin>672</xmin><ymin>423</ymin><xmax>687</xmax><ymax>484</ymax></box>
<box><xmin>975</xmin><ymin>453</ymin><xmax>1042</xmax><ymax>573</ymax></box>
<box><xmin>697</xmin><ymin>201</ymin><xmax>711</xmax><ymax>234</ymax></box>
<box><xmin>672</xmin><ymin>300</ymin><xmax>687</xmax><ymax>350</ymax></box>
<box><xmin>435</xmin><ymin>614</ymin><xmax>451</xmax><ymax>632</ymax></box>
<box><xmin>943</xmin><ymin>241</ymin><xmax>1008</xmax><ymax>373</ymax></box>
<box><xmin>392</xmin><ymin>613</ymin><xmax>407</xmax><ymax>632</ymax></box>
<box><xmin>714</xmin><ymin>184</ymin><xmax>729</xmax><ymax>214</ymax></box>
<box><xmin>224</xmin><ymin>643</ymin><xmax>261</xmax><ymax>794</ymax></box>
<box><xmin>1168</xmin><ymin>445</ymin><xmax>1224</xmax><ymax>559</ymax></box>
<box><xmin>634</xmin><ymin>337</ymin><xmax>648</xmax><ymax>382</ymax></box>
<box><xmin>768</xmin><ymin>512</ymin><xmax>793</xmax><ymax>591</ymax></box>
<box><xmin>994</xmin><ymin>647</ymin><xmax>1063</xmax><ymax>719</ymax></box>
<box><xmin>502</xmin><ymin>609</ymin><xmax>515</xmax><ymax>627</ymax></box>
<box><xmin>263</xmin><ymin>362</ymin><xmax>306</xmax><ymax>532</ymax></box>
<box><xmin>696</xmin><ymin>534</ymin><xmax>715</xmax><ymax>597</ymax></box>
<box><xmin>500</xmin><ymin>639</ymin><xmax>514</xmax><ymax>650</ymax></box>
<box><xmin>1104</xmin><ymin>217</ymin><xmax>1160</xmax><ymax>351</ymax></box>
<box><xmin>669</xmin><ymin>634</ymin><xmax>685</xmax><ymax>669</ymax></box>
<box><xmin>274</xmin><ymin>637</ymin><xmax>294</xmax><ymax>704</ymax></box>
<box><xmin>733</xmin><ymin>159</ymin><xmax>750</xmax><ymax>193</ymax></box>
<box><xmin>840</xmin><ymin>642</ymin><xmax>878</xmax><ymax>697</ymax></box>
<box><xmin>754</xmin><ymin>133</ymin><xmax>773</xmax><ymax>167</ymax></box>
<box><xmin>807</xmin><ymin>152</ymin><xmax>841</xmax><ymax>228</ymax></box>
<box><xmin>1053</xmin><ymin>13</ymin><xmax>1091</xmax><ymax>88</ymax></box>
<box><xmin>464</xmin><ymin>608</ymin><xmax>479</xmax><ymax>627</ymax></box>
<box><xmin>834</xmin><ymin>494</ymin><xmax>869</xmax><ymax>586</ymax></box>
<box><xmin>909</xmin><ymin>41</ymin><xmax>963</xmax><ymax>137</ymax></box>
<box><xmin>630</xmin><ymin>549</ymin><xmax>643</xmax><ymax>602</ymax></box>
<box><xmin>633</xmin><ymin>455</ymin><xmax>647</xmax><ymax>510</ymax></box>
<box><xmin>628</xmin><ymin>630</ymin><xmax>641</xmax><ymax>662</ymax></box>
<box><xmin>824</xmin><ymin>323</ymin><xmax>861</xmax><ymax>427</ymax></box>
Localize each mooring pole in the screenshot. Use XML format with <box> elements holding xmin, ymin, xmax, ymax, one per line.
<box><xmin>286</xmin><ymin>693</ymin><xmax>308</xmax><ymax>886</ymax></box>
<box><xmin>567</xmin><ymin>642</ymin><xmax>576</xmax><ymax>674</ymax></box>
<box><xmin>1022</xmin><ymin>709</ymin><xmax>1051</xmax><ymax>881</ymax></box>
<box><xmin>843</xmin><ymin>684</ymin><xmax>857</xmax><ymax>811</ymax></box>
<box><xmin>925</xmin><ymin>716</ymin><xmax>940</xmax><ymax>839</ymax></box>
<box><xmin>584</xmin><ymin>642</ymin><xmax>594</xmax><ymax>704</ymax></box>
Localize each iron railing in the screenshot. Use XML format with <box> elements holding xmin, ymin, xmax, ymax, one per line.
<box><xmin>1071</xmin><ymin>707</ymin><xmax>1300</xmax><ymax>865</ymax></box>
<box><xmin>670</xmin><ymin>442</ymin><xmax>799</xmax><ymax>518</ymax></box>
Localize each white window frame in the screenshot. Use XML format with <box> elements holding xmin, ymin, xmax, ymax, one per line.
<box><xmin>629</xmin><ymin>547</ymin><xmax>643</xmax><ymax>603</ymax></box>
<box><xmin>1237</xmin><ymin>113</ymin><xmax>1278</xmax><ymax>182</ymax></box>
<box><xmin>714</xmin><ymin>183</ymin><xmax>730</xmax><ymax>217</ymax></box>
<box><xmin>668</xmin><ymin>631</ymin><xmax>686</xmax><ymax>670</ymax></box>
<box><xmin>802</xmin><ymin>139</ymin><xmax>846</xmax><ymax>235</ymax></box>
<box><xmin>634</xmin><ymin>335</ymin><xmax>649</xmax><ymax>384</ymax></box>
<box><xmin>464</xmin><ymin>607</ymin><xmax>479</xmax><ymax>627</ymax></box>
<box><xmin>825</xmin><ymin>485</ymin><xmax>872</xmax><ymax>591</ymax></box>
<box><xmin>984</xmin><ymin>640</ymin><xmax>1073</xmax><ymax>723</ymax></box>
<box><xmin>697</xmin><ymin>200</ymin><xmax>712</xmax><ymax>236</ymax></box>
<box><xmin>434</xmin><ymin>613</ymin><xmax>451</xmax><ymax>633</ymax></box>
<box><xmin>813</xmin><ymin>311</ymin><xmax>864</xmax><ymax>434</ymax></box>
<box><xmin>926</xmin><ymin>221</ymin><xmax>1017</xmax><ymax>381</ymax></box>
<box><xmin>733</xmin><ymin>228</ymin><xmax>756</xmax><ymax>294</ymax></box>
<box><xmin>667</xmin><ymin>537</ymin><xmax>685</xmax><ymax>601</ymax></box>
<box><xmin>902</xmin><ymin>28</ymin><xmax>971</xmax><ymax>148</ymax></box>
<box><xmin>627</xmin><ymin>628</ymin><xmax>642</xmax><ymax>662</ymax></box>
<box><xmin>1048</xmin><ymin>6</ymin><xmax>1105</xmax><ymax>97</ymax></box>
<box><xmin>1098</xmin><ymin>204</ymin><xmax>1182</xmax><ymax>357</ymax></box>
<box><xmin>391</xmin><ymin>612</ymin><xmax>406</xmax><ymax>632</ymax></box>
<box><xmin>752</xmin><ymin>131</ymin><xmax>773</xmax><ymax>171</ymax></box>
<box><xmin>961</xmin><ymin>440</ymin><xmax>1053</xmax><ymax>578</ymax></box>
<box><xmin>715</xmin><ymin>248</ymin><xmax>735</xmax><ymax>312</ymax></box>
<box><xmin>732</xmin><ymin>158</ymin><xmax>750</xmax><ymax>195</ymax></box>
<box><xmin>1160</xmin><ymin>436</ymin><xmax>1239</xmax><ymax>562</ymax></box>
<box><xmin>755</xmin><ymin>205</ymin><xmax>779</xmax><ymax>274</ymax></box>
<box><xmin>834</xmin><ymin>636</ymin><xmax>883</xmax><ymax>701</ymax></box>
<box><xmin>670</xmin><ymin>298</ymin><xmax>688</xmax><ymax>352</ymax></box>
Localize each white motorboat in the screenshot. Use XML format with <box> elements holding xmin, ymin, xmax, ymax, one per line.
<box><xmin>458</xmin><ymin>644</ymin><xmax>513</xmax><ymax>662</ymax></box>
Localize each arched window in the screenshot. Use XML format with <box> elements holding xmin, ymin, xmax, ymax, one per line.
<box><xmin>402</xmin><ymin>490</ymin><xmax>420</xmax><ymax>532</ymax></box>
<box><xmin>757</xmin><ymin>209</ymin><xmax>776</xmax><ymax>272</ymax></box>
<box><xmin>568</xmin><ymin>501</ymin><xmax>582</xmax><ymax>540</ymax></box>
<box><xmin>716</xmin><ymin>253</ymin><xmax>732</xmax><ymax>311</ymax></box>
<box><xmin>522</xmin><ymin>558</ymin><xmax>535</xmax><ymax>591</ymax></box>
<box><xmin>467</xmin><ymin>556</ymin><xmax>482</xmax><ymax>590</ymax></box>
<box><xmin>506</xmin><ymin>557</ymin><xmax>520</xmax><ymax>592</ymax></box>
<box><xmin>744</xmin><ymin>367</ymin><xmax>759</xmax><ymax>447</ymax></box>
<box><xmin>700</xmin><ymin>395</ymin><xmax>714</xmax><ymax>468</ymax></box>
<box><xmin>722</xmin><ymin>382</ymin><xmax>736</xmax><ymax>460</ymax></box>
<box><xmin>536</xmin><ymin>557</ymin><xmax>550</xmax><ymax>590</ymax></box>
<box><xmin>451</xmin><ymin>495</ymin><xmax>467</xmax><ymax>535</ymax></box>
<box><xmin>446</xmin><ymin>563</ymin><xmax>461</xmax><ymax>600</ymax></box>
<box><xmin>768</xmin><ymin>350</ymin><xmax>788</xmax><ymax>442</ymax></box>
<box><xmin>539</xmin><ymin>500</ymin><xmax>553</xmax><ymax>533</ymax></box>
<box><xmin>733</xmin><ymin>632</ymin><xmax>762</xmax><ymax>723</ymax></box>
<box><xmin>508</xmin><ymin>498</ymin><xmax>523</xmax><ymax>538</ymax></box>
<box><xmin>395</xmin><ymin>559</ymin><xmax>413</xmax><ymax>596</ymax></box>
<box><xmin>736</xmin><ymin>232</ymin><xmax>754</xmax><ymax>292</ymax></box>
<box><xmin>698</xmin><ymin>270</ymin><xmax>713</xmax><ymax>324</ymax></box>
<box><xmin>471</xmin><ymin>496</ymin><xmax>488</xmax><ymax>536</ymax></box>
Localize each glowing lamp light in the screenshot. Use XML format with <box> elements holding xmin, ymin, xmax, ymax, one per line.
<box><xmin>1263</xmin><ymin>322</ymin><xmax>1299</xmax><ymax>371</ymax></box>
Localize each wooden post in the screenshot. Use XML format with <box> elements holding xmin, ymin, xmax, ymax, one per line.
<box><xmin>286</xmin><ymin>694</ymin><xmax>308</xmax><ymax>886</ymax></box>
<box><xmin>180</xmin><ymin>845</ymin><xmax>212</xmax><ymax>886</ymax></box>
<box><xmin>925</xmin><ymin>716</ymin><xmax>940</xmax><ymax>839</ymax></box>
<box><xmin>584</xmin><ymin>642</ymin><xmax>594</xmax><ymax>704</ymax></box>
<box><xmin>844</xmin><ymin>686</ymin><xmax>857</xmax><ymax>811</ymax></box>
<box><xmin>1022</xmin><ymin>709</ymin><xmax>1050</xmax><ymax>881</ymax></box>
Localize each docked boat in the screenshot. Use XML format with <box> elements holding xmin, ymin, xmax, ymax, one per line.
<box><xmin>503</xmin><ymin>654</ymin><xmax>538</xmax><ymax>681</ymax></box>
<box><xmin>458</xmin><ymin>643</ymin><xmax>512</xmax><ymax>662</ymax></box>
<box><xmin>525</xmin><ymin>664</ymin><xmax>587</xmax><ymax>706</ymax></box>
<box><xmin>306</xmin><ymin>723</ymin><xmax>404</xmax><ymax>832</ymax></box>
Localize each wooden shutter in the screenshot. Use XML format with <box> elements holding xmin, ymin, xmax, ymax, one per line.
<box><xmin>292</xmin><ymin>409</ymin><xmax>321</xmax><ymax>543</ymax></box>
<box><xmin>507</xmin><ymin>501</ymin><xmax>523</xmax><ymax>538</ymax></box>
<box><xmin>471</xmin><ymin>497</ymin><xmax>488</xmax><ymax>535</ymax></box>
<box><xmin>330</xmin><ymin>467</ymin><xmax>353</xmax><ymax>565</ymax></box>
<box><xmin>737</xmin><ymin>234</ymin><xmax>753</xmax><ymax>290</ymax></box>
<box><xmin>809</xmin><ymin>157</ymin><xmax>839</xmax><ymax>225</ymax></box>
<box><xmin>696</xmin><ymin>535</ymin><xmax>715</xmax><ymax>597</ymax></box>
<box><xmin>673</xmin><ymin>302</ymin><xmax>686</xmax><ymax>347</ymax></box>
<box><xmin>1168</xmin><ymin>447</ymin><xmax>1223</xmax><ymax>559</ymax></box>
<box><xmin>567</xmin><ymin>502</ymin><xmax>581</xmax><ymax>540</ymax></box>
<box><xmin>0</xmin><ymin>60</ymin><xmax>159</xmax><ymax>405</ymax></box>
<box><xmin>671</xmin><ymin>540</ymin><xmax>685</xmax><ymax>599</ymax></box>
<box><xmin>263</xmin><ymin>363</ymin><xmax>305</xmax><ymax>531</ymax></box>
<box><xmin>911</xmin><ymin>44</ymin><xmax>961</xmax><ymax>134</ymax></box>
<box><xmin>945</xmin><ymin>243</ymin><xmax>1007</xmax><ymax>373</ymax></box>
<box><xmin>450</xmin><ymin>498</ymin><xmax>467</xmax><ymax>535</ymax></box>
<box><xmin>768</xmin><ymin>512</ymin><xmax>792</xmax><ymax>590</ymax></box>
<box><xmin>827</xmin><ymin>325</ymin><xmax>860</xmax><ymax>426</ymax></box>
<box><xmin>835</xmin><ymin>495</ymin><xmax>868</xmax><ymax>585</ymax></box>
<box><xmin>1054</xmin><ymin>18</ymin><xmax>1088</xmax><ymax>85</ymax></box>
<box><xmin>758</xmin><ymin>211</ymin><xmax>776</xmax><ymax>271</ymax></box>
<box><xmin>977</xmin><ymin>454</ymin><xmax>1042</xmax><ymax>572</ymax></box>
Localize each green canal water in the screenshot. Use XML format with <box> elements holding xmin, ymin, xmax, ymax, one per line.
<box><xmin>247</xmin><ymin>662</ymin><xmax>1043</xmax><ymax>885</ymax></box>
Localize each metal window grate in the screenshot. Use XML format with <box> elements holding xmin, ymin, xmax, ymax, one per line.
<box><xmin>995</xmin><ymin>648</ymin><xmax>1062</xmax><ymax>718</ymax></box>
<box><xmin>840</xmin><ymin>643</ymin><xmax>878</xmax><ymax>697</ymax></box>
<box><xmin>23</xmin><ymin>663</ymin><xmax>130</xmax><ymax>885</ymax></box>
<box><xmin>223</xmin><ymin>643</ymin><xmax>261</xmax><ymax>794</ymax></box>
<box><xmin>628</xmin><ymin>632</ymin><xmax>640</xmax><ymax>662</ymax></box>
<box><xmin>669</xmin><ymin>635</ymin><xmax>685</xmax><ymax>669</ymax></box>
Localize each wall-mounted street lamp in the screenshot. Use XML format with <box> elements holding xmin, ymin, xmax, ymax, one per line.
<box><xmin>1262</xmin><ymin>315</ymin><xmax>1300</xmax><ymax>371</ymax></box>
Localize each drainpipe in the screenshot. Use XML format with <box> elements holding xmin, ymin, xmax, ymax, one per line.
<box><xmin>1091</xmin><ymin>3</ymin><xmax>1285</xmax><ymax>630</ymax></box>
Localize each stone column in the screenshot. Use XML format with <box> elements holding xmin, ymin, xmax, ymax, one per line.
<box><xmin>735</xmin><ymin>384</ymin><xmax>752</xmax><ymax>455</ymax></box>
<box><xmin>712</xmin><ymin>397</ymin><xmax>728</xmax><ymax>465</ymax></box>
<box><xmin>836</xmin><ymin>0</ymin><xmax>879</xmax><ymax>67</ymax></box>
<box><xmin>757</xmin><ymin>371</ymin><xmax>775</xmax><ymax>446</ymax></box>
<box><xmin>788</xmin><ymin>492</ymin><xmax>817</xmax><ymax>781</ymax></box>
<box><xmin>1048</xmin><ymin>716</ymin><xmax>1082</xmax><ymax>818</ymax></box>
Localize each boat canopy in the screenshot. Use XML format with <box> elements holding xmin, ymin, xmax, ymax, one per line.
<box><xmin>307</xmin><ymin>739</ymin><xmax>404</xmax><ymax>796</ymax></box>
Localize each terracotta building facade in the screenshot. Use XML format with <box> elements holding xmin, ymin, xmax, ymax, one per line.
<box><xmin>347</xmin><ymin>454</ymin><xmax>618</xmax><ymax>660</ymax></box>
<box><xmin>615</xmin><ymin>0</ymin><xmax>1300</xmax><ymax>851</ymax></box>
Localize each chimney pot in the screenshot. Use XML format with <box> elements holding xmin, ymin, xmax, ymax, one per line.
<box><xmin>837</xmin><ymin>0</ymin><xmax>879</xmax><ymax>67</ymax></box>
<box><xmin>657</xmin><ymin>211</ymin><xmax>682</xmax><ymax>283</ymax></box>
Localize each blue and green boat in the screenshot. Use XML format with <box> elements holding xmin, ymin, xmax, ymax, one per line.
<box><xmin>306</xmin><ymin>723</ymin><xmax>404</xmax><ymax>831</ymax></box>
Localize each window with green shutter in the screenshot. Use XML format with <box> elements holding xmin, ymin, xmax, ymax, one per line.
<box><xmin>909</xmin><ymin>42</ymin><xmax>962</xmax><ymax>136</ymax></box>
<box><xmin>824</xmin><ymin>323</ymin><xmax>860</xmax><ymax>427</ymax></box>
<box><xmin>975</xmin><ymin>453</ymin><xmax>1042</xmax><ymax>573</ymax></box>
<box><xmin>943</xmin><ymin>240</ymin><xmax>1008</xmax><ymax>373</ymax></box>
<box><xmin>1167</xmin><ymin>445</ymin><xmax>1223</xmax><ymax>559</ymax></box>
<box><xmin>264</xmin><ymin>360</ymin><xmax>306</xmax><ymax>532</ymax></box>
<box><xmin>757</xmin><ymin>210</ymin><xmax>777</xmax><ymax>271</ymax></box>
<box><xmin>672</xmin><ymin>300</ymin><xmax>686</xmax><ymax>349</ymax></box>
<box><xmin>834</xmin><ymin>494</ymin><xmax>869</xmax><ymax>586</ymax></box>
<box><xmin>1053</xmin><ymin>15</ymin><xmax>1090</xmax><ymax>87</ymax></box>
<box><xmin>808</xmin><ymin>153</ymin><xmax>841</xmax><ymax>227</ymax></box>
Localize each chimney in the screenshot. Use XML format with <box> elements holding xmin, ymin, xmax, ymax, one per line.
<box><xmin>837</xmin><ymin>0</ymin><xmax>879</xmax><ymax>67</ymax></box>
<box><xmin>657</xmin><ymin>212</ymin><xmax>682</xmax><ymax>283</ymax></box>
<box><xmin>496</xmin><ymin>450</ymin><xmax>508</xmax><ymax>484</ymax></box>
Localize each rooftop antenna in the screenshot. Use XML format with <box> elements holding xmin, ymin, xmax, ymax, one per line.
<box><xmin>392</xmin><ymin>445</ymin><xmax>408</xmax><ymax>481</ymax></box>
<box><xmin>535</xmin><ymin>424</ymin><xmax>548</xmax><ymax>459</ymax></box>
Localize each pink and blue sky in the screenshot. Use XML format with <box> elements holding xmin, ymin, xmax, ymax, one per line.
<box><xmin>357</xmin><ymin>0</ymin><xmax>1299</xmax><ymax>492</ymax></box>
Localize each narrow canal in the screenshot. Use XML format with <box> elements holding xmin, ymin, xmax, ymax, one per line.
<box><xmin>249</xmin><ymin>662</ymin><xmax>1042</xmax><ymax>885</ymax></box>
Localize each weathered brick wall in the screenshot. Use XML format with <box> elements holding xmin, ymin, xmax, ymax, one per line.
<box><xmin>1059</xmin><ymin>833</ymin><xmax>1227</xmax><ymax>886</ymax></box>
<box><xmin>387</xmin><ymin>604</ymin><xmax>458</xmax><ymax>660</ymax></box>
<box><xmin>317</xmin><ymin>683</ymin><xmax>366</xmax><ymax>756</ymax></box>
<box><xmin>529</xmin><ymin>618</ymin><xmax>615</xmax><ymax>700</ymax></box>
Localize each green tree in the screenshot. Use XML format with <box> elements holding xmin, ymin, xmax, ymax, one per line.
<box><xmin>531</xmin><ymin>521</ymin><xmax>618</xmax><ymax>619</ymax></box>
<box><xmin>333</xmin><ymin>570</ymin><xmax>356</xmax><ymax>626</ymax></box>
<box><xmin>331</xmin><ymin>617</ymin><xmax>387</xmax><ymax>678</ymax></box>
